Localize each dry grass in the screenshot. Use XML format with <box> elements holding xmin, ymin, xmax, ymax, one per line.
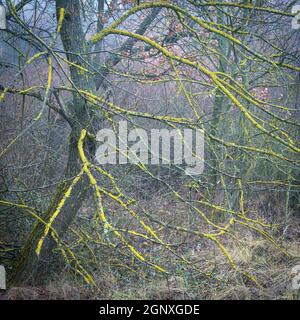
<box><xmin>2</xmin><ymin>187</ymin><xmax>300</xmax><ymax>300</ymax></box>
<box><xmin>3</xmin><ymin>217</ymin><xmax>299</xmax><ymax>300</ymax></box>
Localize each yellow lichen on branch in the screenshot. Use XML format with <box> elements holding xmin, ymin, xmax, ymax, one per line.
<box><xmin>57</xmin><ymin>7</ymin><xmax>65</xmax><ymax>34</ymax></box>
<box><xmin>78</xmin><ymin>129</ymin><xmax>167</xmax><ymax>273</ymax></box>
<box><xmin>35</xmin><ymin>169</ymin><xmax>84</xmax><ymax>256</ymax></box>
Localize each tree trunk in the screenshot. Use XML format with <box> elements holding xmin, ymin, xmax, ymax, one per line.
<box><xmin>9</xmin><ymin>0</ymin><xmax>93</xmax><ymax>286</ymax></box>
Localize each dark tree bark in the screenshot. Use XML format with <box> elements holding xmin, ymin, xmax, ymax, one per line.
<box><xmin>9</xmin><ymin>0</ymin><xmax>93</xmax><ymax>286</ymax></box>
